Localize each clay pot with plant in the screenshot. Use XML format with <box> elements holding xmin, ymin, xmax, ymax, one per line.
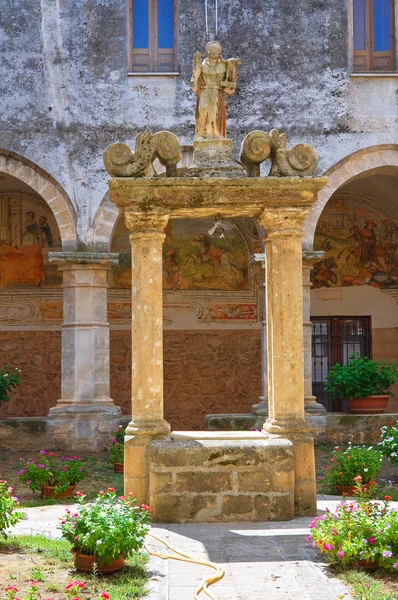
<box><xmin>58</xmin><ymin>488</ymin><xmax>151</xmax><ymax>574</ymax></box>
<box><xmin>324</xmin><ymin>353</ymin><xmax>398</xmax><ymax>414</ymax></box>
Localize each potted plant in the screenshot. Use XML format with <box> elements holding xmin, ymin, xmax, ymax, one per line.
<box><xmin>108</xmin><ymin>426</ymin><xmax>125</xmax><ymax>473</ymax></box>
<box><xmin>17</xmin><ymin>450</ymin><xmax>87</xmax><ymax>497</ymax></box>
<box><xmin>378</xmin><ymin>422</ymin><xmax>398</xmax><ymax>465</ymax></box>
<box><xmin>308</xmin><ymin>477</ymin><xmax>398</xmax><ymax>571</ymax></box>
<box><xmin>0</xmin><ymin>476</ymin><xmax>26</xmax><ymax>537</ymax></box>
<box><xmin>324</xmin><ymin>353</ymin><xmax>398</xmax><ymax>414</ymax></box>
<box><xmin>0</xmin><ymin>365</ymin><xmax>21</xmax><ymax>403</ymax></box>
<box><xmin>58</xmin><ymin>488</ymin><xmax>151</xmax><ymax>574</ymax></box>
<box><xmin>320</xmin><ymin>443</ymin><xmax>383</xmax><ymax>495</ymax></box>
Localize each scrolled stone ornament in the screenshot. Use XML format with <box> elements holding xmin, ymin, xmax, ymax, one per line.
<box><xmin>268</xmin><ymin>129</ymin><xmax>318</xmax><ymax>177</ymax></box>
<box><xmin>103</xmin><ymin>130</ymin><xmax>156</xmax><ymax>177</ymax></box>
<box><xmin>240</xmin><ymin>130</ymin><xmax>272</xmax><ymax>177</ymax></box>
<box><xmin>153</xmin><ymin>131</ymin><xmax>181</xmax><ymax>177</ymax></box>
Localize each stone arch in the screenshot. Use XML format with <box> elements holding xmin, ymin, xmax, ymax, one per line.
<box><xmin>0</xmin><ymin>149</ymin><xmax>77</xmax><ymax>250</ymax></box>
<box><xmin>303</xmin><ymin>145</ymin><xmax>398</xmax><ymax>250</ymax></box>
<box><xmin>91</xmin><ymin>191</ymin><xmax>119</xmax><ymax>252</ymax></box>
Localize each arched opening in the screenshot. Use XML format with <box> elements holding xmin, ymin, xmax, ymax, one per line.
<box><xmin>108</xmin><ymin>215</ymin><xmax>263</xmax><ymax>429</ymax></box>
<box><xmin>0</xmin><ymin>153</ymin><xmax>76</xmax><ymax>418</ymax></box>
<box><xmin>309</xmin><ymin>159</ymin><xmax>398</xmax><ymax>413</ymax></box>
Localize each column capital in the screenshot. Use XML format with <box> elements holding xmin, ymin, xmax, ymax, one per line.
<box><xmin>48</xmin><ymin>252</ymin><xmax>119</xmax><ymax>270</ymax></box>
<box><xmin>257</xmin><ymin>206</ymin><xmax>312</xmax><ymax>237</ymax></box>
<box><xmin>302</xmin><ymin>250</ymin><xmax>324</xmax><ymax>269</ymax></box>
<box><xmin>123</xmin><ymin>210</ymin><xmax>170</xmax><ymax>237</ymax></box>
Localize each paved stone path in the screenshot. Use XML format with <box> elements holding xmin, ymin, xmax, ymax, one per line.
<box><xmin>12</xmin><ymin>495</ymin><xmax>387</xmax><ymax>600</ymax></box>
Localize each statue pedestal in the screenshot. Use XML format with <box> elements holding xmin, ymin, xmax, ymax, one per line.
<box><xmin>188</xmin><ymin>139</ymin><xmax>246</xmax><ymax>178</ymax></box>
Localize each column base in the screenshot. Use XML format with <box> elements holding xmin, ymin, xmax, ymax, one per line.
<box><xmin>251</xmin><ymin>398</ymin><xmax>269</xmax><ymax>418</ymax></box>
<box><xmin>264</xmin><ymin>417</ymin><xmax>316</xmax><ymax>516</ymax></box>
<box><xmin>47</xmin><ymin>401</ymin><xmax>122</xmax><ymax>452</ymax></box>
<box><xmin>304</xmin><ymin>396</ymin><xmax>327</xmax><ymax>415</ymax></box>
<box><xmin>124</xmin><ymin>418</ymin><xmax>171</xmax><ymax>505</ymax></box>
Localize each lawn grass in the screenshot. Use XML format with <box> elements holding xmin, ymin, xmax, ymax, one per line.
<box><xmin>337</xmin><ymin>569</ymin><xmax>398</xmax><ymax>600</ymax></box>
<box><xmin>0</xmin><ymin>534</ymin><xmax>149</xmax><ymax>599</ymax></box>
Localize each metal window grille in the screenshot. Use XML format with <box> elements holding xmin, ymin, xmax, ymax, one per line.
<box><xmin>311</xmin><ymin>317</ymin><xmax>372</xmax><ymax>412</ymax></box>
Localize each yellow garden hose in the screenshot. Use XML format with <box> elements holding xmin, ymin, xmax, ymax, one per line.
<box><xmin>145</xmin><ymin>532</ymin><xmax>225</xmax><ymax>600</ymax></box>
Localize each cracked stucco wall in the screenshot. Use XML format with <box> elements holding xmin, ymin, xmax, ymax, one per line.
<box><xmin>0</xmin><ymin>0</ymin><xmax>397</xmax><ymax>244</ymax></box>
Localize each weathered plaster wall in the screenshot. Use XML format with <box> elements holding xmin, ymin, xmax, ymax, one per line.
<box><xmin>0</xmin><ymin>331</ymin><xmax>61</xmax><ymax>417</ymax></box>
<box><xmin>1</xmin><ymin>0</ymin><xmax>397</xmax><ymax>246</ymax></box>
<box><xmin>110</xmin><ymin>329</ymin><xmax>262</xmax><ymax>430</ymax></box>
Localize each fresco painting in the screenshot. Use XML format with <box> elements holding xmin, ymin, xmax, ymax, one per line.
<box><xmin>110</xmin><ymin>218</ymin><xmax>249</xmax><ymax>291</ymax></box>
<box><xmin>209</xmin><ymin>303</ymin><xmax>257</xmax><ymax>320</ymax></box>
<box><xmin>0</xmin><ymin>195</ymin><xmax>62</xmax><ymax>289</ymax></box>
<box><xmin>312</xmin><ymin>196</ymin><xmax>398</xmax><ymax>289</ymax></box>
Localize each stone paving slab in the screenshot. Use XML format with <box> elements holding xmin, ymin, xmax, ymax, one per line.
<box><xmin>13</xmin><ymin>495</ymin><xmax>398</xmax><ymax>600</ymax></box>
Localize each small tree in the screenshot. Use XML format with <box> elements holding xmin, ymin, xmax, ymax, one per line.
<box><xmin>0</xmin><ymin>366</ymin><xmax>21</xmax><ymax>402</ymax></box>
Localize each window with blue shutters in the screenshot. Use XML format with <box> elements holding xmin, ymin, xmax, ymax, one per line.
<box><xmin>353</xmin><ymin>0</ymin><xmax>395</xmax><ymax>72</ymax></box>
<box><xmin>129</xmin><ymin>0</ymin><xmax>178</xmax><ymax>73</ymax></box>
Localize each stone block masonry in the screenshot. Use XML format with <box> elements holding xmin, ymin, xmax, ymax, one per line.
<box><xmin>149</xmin><ymin>435</ymin><xmax>295</xmax><ymax>523</ymax></box>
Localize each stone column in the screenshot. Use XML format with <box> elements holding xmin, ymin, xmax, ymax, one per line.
<box><xmin>249</xmin><ymin>254</ymin><xmax>268</xmax><ymax>420</ymax></box>
<box><xmin>257</xmin><ymin>209</ymin><xmax>316</xmax><ymax>515</ymax></box>
<box><xmin>123</xmin><ymin>212</ymin><xmax>171</xmax><ymax>505</ymax></box>
<box><xmin>47</xmin><ymin>252</ymin><xmax>121</xmax><ymax>451</ymax></box>
<box><xmin>302</xmin><ymin>250</ymin><xmax>326</xmax><ymax>415</ymax></box>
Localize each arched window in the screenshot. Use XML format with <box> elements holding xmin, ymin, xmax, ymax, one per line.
<box><xmin>353</xmin><ymin>0</ymin><xmax>395</xmax><ymax>72</ymax></box>
<box><xmin>129</xmin><ymin>0</ymin><xmax>178</xmax><ymax>73</ymax></box>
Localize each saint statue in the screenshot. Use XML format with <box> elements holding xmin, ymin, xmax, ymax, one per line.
<box><xmin>191</xmin><ymin>41</ymin><xmax>241</xmax><ymax>141</ymax></box>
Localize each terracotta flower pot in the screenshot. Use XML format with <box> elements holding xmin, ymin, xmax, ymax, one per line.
<box><xmin>41</xmin><ymin>485</ymin><xmax>76</xmax><ymax>498</ymax></box>
<box><xmin>114</xmin><ymin>462</ymin><xmax>124</xmax><ymax>473</ymax></box>
<box><xmin>73</xmin><ymin>550</ymin><xmax>125</xmax><ymax>574</ymax></box>
<box><xmin>347</xmin><ymin>395</ymin><xmax>389</xmax><ymax>414</ymax></box>
<box><xmin>336</xmin><ymin>484</ymin><xmax>369</xmax><ymax>496</ymax></box>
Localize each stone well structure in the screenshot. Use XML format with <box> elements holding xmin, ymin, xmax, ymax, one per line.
<box><xmin>104</xmin><ymin>43</ymin><xmax>327</xmax><ymax>522</ymax></box>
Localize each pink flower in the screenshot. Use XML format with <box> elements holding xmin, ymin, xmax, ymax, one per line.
<box><xmin>368</xmin><ymin>536</ymin><xmax>376</xmax><ymax>545</ymax></box>
<box><xmin>40</xmin><ymin>450</ymin><xmax>46</xmax><ymax>455</ymax></box>
<box><xmin>323</xmin><ymin>543</ymin><xmax>334</xmax><ymax>551</ymax></box>
<box><xmin>305</xmin><ymin>535</ymin><xmax>311</xmax><ymax>542</ymax></box>
<box><xmin>337</xmin><ymin>549</ymin><xmax>344</xmax><ymax>558</ymax></box>
<box><xmin>393</xmin><ymin>562</ymin><xmax>398</xmax><ymax>569</ymax></box>
<box><xmin>353</xmin><ymin>475</ymin><xmax>362</xmax><ymax>482</ymax></box>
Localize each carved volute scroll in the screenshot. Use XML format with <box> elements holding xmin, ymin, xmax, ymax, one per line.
<box><xmin>240</xmin><ymin>131</ymin><xmax>272</xmax><ymax>177</ymax></box>
<box><xmin>104</xmin><ymin>130</ymin><xmax>181</xmax><ymax>178</ymax></box>
<box><xmin>240</xmin><ymin>129</ymin><xmax>318</xmax><ymax>178</ymax></box>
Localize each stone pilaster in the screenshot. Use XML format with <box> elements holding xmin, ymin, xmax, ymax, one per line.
<box><xmin>46</xmin><ymin>252</ymin><xmax>121</xmax><ymax>451</ymax></box>
<box><xmin>249</xmin><ymin>253</ymin><xmax>268</xmax><ymax>420</ymax></box>
<box><xmin>257</xmin><ymin>209</ymin><xmax>316</xmax><ymax>515</ymax></box>
<box><xmin>302</xmin><ymin>250</ymin><xmax>326</xmax><ymax>415</ymax></box>
<box><xmin>123</xmin><ymin>211</ymin><xmax>171</xmax><ymax>505</ymax></box>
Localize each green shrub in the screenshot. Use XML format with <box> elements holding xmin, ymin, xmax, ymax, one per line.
<box><xmin>320</xmin><ymin>444</ymin><xmax>383</xmax><ymax>488</ymax></box>
<box><xmin>324</xmin><ymin>354</ymin><xmax>398</xmax><ymax>400</ymax></box>
<box><xmin>0</xmin><ymin>477</ymin><xmax>26</xmax><ymax>537</ymax></box>
<box><xmin>0</xmin><ymin>365</ymin><xmax>21</xmax><ymax>402</ymax></box>
<box><xmin>378</xmin><ymin>422</ymin><xmax>398</xmax><ymax>466</ymax></box>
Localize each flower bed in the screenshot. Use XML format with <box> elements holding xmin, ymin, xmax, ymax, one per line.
<box><xmin>308</xmin><ymin>478</ymin><xmax>398</xmax><ymax>571</ymax></box>
<box><xmin>17</xmin><ymin>451</ymin><xmax>87</xmax><ymax>496</ymax></box>
<box><xmin>319</xmin><ymin>444</ymin><xmax>383</xmax><ymax>491</ymax></box>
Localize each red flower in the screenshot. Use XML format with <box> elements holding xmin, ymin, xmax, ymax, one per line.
<box><xmin>369</xmin><ymin>481</ymin><xmax>376</xmax><ymax>486</ymax></box>
<box><xmin>98</xmin><ymin>490</ymin><xmax>105</xmax><ymax>495</ymax></box>
<box><xmin>107</xmin><ymin>487</ymin><xmax>115</xmax><ymax>493</ymax></box>
<box><xmin>5</xmin><ymin>587</ymin><xmax>18</xmax><ymax>592</ymax></box>
<box><xmin>75</xmin><ymin>491</ymin><xmax>83</xmax><ymax>497</ymax></box>
<box><xmin>141</xmin><ymin>504</ymin><xmax>151</xmax><ymax>511</ymax></box>
<box><xmin>334</xmin><ymin>446</ymin><xmax>339</xmax><ymax>451</ymax></box>
<box><xmin>368</xmin><ymin>536</ymin><xmax>376</xmax><ymax>544</ymax></box>
<box><xmin>48</xmin><ymin>452</ymin><xmax>55</xmax><ymax>457</ymax></box>
<box><xmin>384</xmin><ymin>495</ymin><xmax>392</xmax><ymax>501</ymax></box>
<box><xmin>100</xmin><ymin>593</ymin><xmax>110</xmax><ymax>600</ymax></box>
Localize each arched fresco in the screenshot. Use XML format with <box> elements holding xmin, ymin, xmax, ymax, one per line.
<box><xmin>110</xmin><ymin>217</ymin><xmax>258</xmax><ymax>292</ymax></box>
<box><xmin>312</xmin><ymin>194</ymin><xmax>398</xmax><ymax>289</ymax></box>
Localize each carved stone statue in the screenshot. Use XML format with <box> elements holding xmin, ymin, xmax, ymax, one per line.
<box><xmin>191</xmin><ymin>41</ymin><xmax>241</xmax><ymax>141</ymax></box>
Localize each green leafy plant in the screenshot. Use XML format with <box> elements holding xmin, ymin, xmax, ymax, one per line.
<box><xmin>320</xmin><ymin>444</ymin><xmax>383</xmax><ymax>488</ymax></box>
<box><xmin>378</xmin><ymin>422</ymin><xmax>398</xmax><ymax>465</ymax></box>
<box><xmin>108</xmin><ymin>426</ymin><xmax>125</xmax><ymax>464</ymax></box>
<box><xmin>324</xmin><ymin>353</ymin><xmax>398</xmax><ymax>400</ymax></box>
<box><xmin>308</xmin><ymin>477</ymin><xmax>398</xmax><ymax>571</ymax></box>
<box><xmin>0</xmin><ymin>366</ymin><xmax>21</xmax><ymax>403</ymax></box>
<box><xmin>0</xmin><ymin>477</ymin><xmax>26</xmax><ymax>537</ymax></box>
<box><xmin>17</xmin><ymin>451</ymin><xmax>87</xmax><ymax>494</ymax></box>
<box><xmin>58</xmin><ymin>488</ymin><xmax>151</xmax><ymax>566</ymax></box>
